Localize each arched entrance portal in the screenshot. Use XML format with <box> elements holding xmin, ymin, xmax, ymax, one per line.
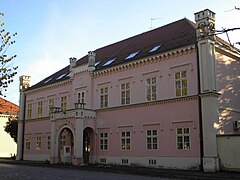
<box><xmin>58</xmin><ymin>127</ymin><xmax>74</xmax><ymax>164</ymax></box>
<box><xmin>83</xmin><ymin>127</ymin><xmax>94</xmax><ymax>164</ymax></box>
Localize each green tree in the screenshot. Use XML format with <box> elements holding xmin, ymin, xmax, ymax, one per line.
<box><xmin>4</xmin><ymin>116</ymin><xmax>18</xmax><ymax>143</ymax></box>
<box><xmin>0</xmin><ymin>13</ymin><xmax>18</xmax><ymax>97</ymax></box>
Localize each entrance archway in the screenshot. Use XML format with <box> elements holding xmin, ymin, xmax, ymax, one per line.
<box><xmin>58</xmin><ymin>127</ymin><xmax>74</xmax><ymax>164</ymax></box>
<box><xmin>83</xmin><ymin>127</ymin><xmax>94</xmax><ymax>164</ymax></box>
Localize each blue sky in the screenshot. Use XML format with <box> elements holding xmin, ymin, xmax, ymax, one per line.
<box><xmin>1</xmin><ymin>0</ymin><xmax>239</xmax><ymax>104</ymax></box>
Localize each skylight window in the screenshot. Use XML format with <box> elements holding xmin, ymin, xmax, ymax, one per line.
<box><xmin>94</xmin><ymin>61</ymin><xmax>101</xmax><ymax>66</ymax></box>
<box><xmin>56</xmin><ymin>73</ymin><xmax>67</xmax><ymax>80</ymax></box>
<box><xmin>149</xmin><ymin>45</ymin><xmax>161</xmax><ymax>53</ymax></box>
<box><xmin>125</xmin><ymin>51</ymin><xmax>140</xmax><ymax>60</ymax></box>
<box><xmin>103</xmin><ymin>58</ymin><xmax>116</xmax><ymax>66</ymax></box>
<box><xmin>44</xmin><ymin>77</ymin><xmax>52</xmax><ymax>84</ymax></box>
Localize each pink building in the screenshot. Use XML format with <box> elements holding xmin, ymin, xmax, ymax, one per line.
<box><xmin>17</xmin><ymin>9</ymin><xmax>240</xmax><ymax>172</ymax></box>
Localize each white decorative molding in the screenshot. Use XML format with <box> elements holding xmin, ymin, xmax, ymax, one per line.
<box><xmin>170</xmin><ymin>120</ymin><xmax>196</xmax><ymax>130</ymax></box>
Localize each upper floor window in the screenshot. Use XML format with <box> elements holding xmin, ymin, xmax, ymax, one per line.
<box><xmin>176</xmin><ymin>127</ymin><xmax>190</xmax><ymax>150</ymax></box>
<box><xmin>146</xmin><ymin>129</ymin><xmax>158</xmax><ymax>150</ymax></box>
<box><xmin>121</xmin><ymin>131</ymin><xmax>131</xmax><ymax>150</ymax></box>
<box><xmin>100</xmin><ymin>87</ymin><xmax>108</xmax><ymax>108</ymax></box>
<box><xmin>100</xmin><ymin>132</ymin><xmax>108</xmax><ymax>150</ymax></box>
<box><xmin>61</xmin><ymin>96</ymin><xmax>67</xmax><ymax>111</ymax></box>
<box><xmin>146</xmin><ymin>77</ymin><xmax>157</xmax><ymax>101</ymax></box>
<box><xmin>37</xmin><ymin>101</ymin><xmax>43</xmax><ymax>118</ymax></box>
<box><xmin>175</xmin><ymin>71</ymin><xmax>188</xmax><ymax>97</ymax></box>
<box><xmin>121</xmin><ymin>83</ymin><xmax>130</xmax><ymax>105</ymax></box>
<box><xmin>77</xmin><ymin>91</ymin><xmax>85</xmax><ymax>104</ymax></box>
<box><xmin>48</xmin><ymin>98</ymin><xmax>54</xmax><ymax>114</ymax></box>
<box><xmin>27</xmin><ymin>103</ymin><xmax>32</xmax><ymax>119</ymax></box>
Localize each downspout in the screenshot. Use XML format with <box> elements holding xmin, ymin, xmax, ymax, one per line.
<box><xmin>21</xmin><ymin>93</ymin><xmax>26</xmax><ymax>160</ymax></box>
<box><xmin>195</xmin><ymin>42</ymin><xmax>204</xmax><ymax>171</ymax></box>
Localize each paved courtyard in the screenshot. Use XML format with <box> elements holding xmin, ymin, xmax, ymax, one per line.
<box><xmin>0</xmin><ymin>163</ymin><xmax>173</xmax><ymax>180</ymax></box>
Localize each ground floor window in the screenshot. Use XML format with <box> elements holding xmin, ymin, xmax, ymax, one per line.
<box><xmin>25</xmin><ymin>137</ymin><xmax>31</xmax><ymax>150</ymax></box>
<box><xmin>121</xmin><ymin>131</ymin><xmax>131</xmax><ymax>150</ymax></box>
<box><xmin>100</xmin><ymin>132</ymin><xmax>108</xmax><ymax>150</ymax></box>
<box><xmin>36</xmin><ymin>136</ymin><xmax>42</xmax><ymax>150</ymax></box>
<box><xmin>176</xmin><ymin>127</ymin><xmax>190</xmax><ymax>150</ymax></box>
<box><xmin>146</xmin><ymin>129</ymin><xmax>158</xmax><ymax>150</ymax></box>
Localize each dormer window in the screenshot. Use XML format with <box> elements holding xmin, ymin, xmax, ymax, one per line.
<box><xmin>56</xmin><ymin>73</ymin><xmax>67</xmax><ymax>80</ymax></box>
<box><xmin>149</xmin><ymin>45</ymin><xmax>161</xmax><ymax>53</ymax></box>
<box><xmin>125</xmin><ymin>51</ymin><xmax>140</xmax><ymax>60</ymax></box>
<box><xmin>103</xmin><ymin>58</ymin><xmax>116</xmax><ymax>66</ymax></box>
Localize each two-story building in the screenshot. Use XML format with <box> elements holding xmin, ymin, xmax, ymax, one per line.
<box><xmin>17</xmin><ymin>9</ymin><xmax>240</xmax><ymax>172</ymax></box>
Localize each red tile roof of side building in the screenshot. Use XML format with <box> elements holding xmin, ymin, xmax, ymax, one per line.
<box><xmin>0</xmin><ymin>97</ymin><xmax>19</xmax><ymax>115</ymax></box>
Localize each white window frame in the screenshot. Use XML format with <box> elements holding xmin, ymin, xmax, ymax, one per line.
<box><xmin>61</xmin><ymin>96</ymin><xmax>67</xmax><ymax>111</ymax></box>
<box><xmin>100</xmin><ymin>87</ymin><xmax>108</xmax><ymax>108</ymax></box>
<box><xmin>146</xmin><ymin>129</ymin><xmax>158</xmax><ymax>150</ymax></box>
<box><xmin>176</xmin><ymin>127</ymin><xmax>191</xmax><ymax>150</ymax></box>
<box><xmin>25</xmin><ymin>137</ymin><xmax>31</xmax><ymax>150</ymax></box>
<box><xmin>77</xmin><ymin>91</ymin><xmax>85</xmax><ymax>104</ymax></box>
<box><xmin>121</xmin><ymin>131</ymin><xmax>131</xmax><ymax>150</ymax></box>
<box><xmin>48</xmin><ymin>98</ymin><xmax>54</xmax><ymax>114</ymax></box>
<box><xmin>146</xmin><ymin>77</ymin><xmax>157</xmax><ymax>101</ymax></box>
<box><xmin>36</xmin><ymin>136</ymin><xmax>42</xmax><ymax>151</ymax></box>
<box><xmin>175</xmin><ymin>70</ymin><xmax>188</xmax><ymax>97</ymax></box>
<box><xmin>100</xmin><ymin>132</ymin><xmax>108</xmax><ymax>150</ymax></box>
<box><xmin>27</xmin><ymin>103</ymin><xmax>32</xmax><ymax>119</ymax></box>
<box><xmin>37</xmin><ymin>101</ymin><xmax>43</xmax><ymax>118</ymax></box>
<box><xmin>121</xmin><ymin>82</ymin><xmax>130</xmax><ymax>105</ymax></box>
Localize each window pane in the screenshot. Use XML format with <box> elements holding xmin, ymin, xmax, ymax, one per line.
<box><xmin>177</xmin><ymin>128</ymin><xmax>182</xmax><ymax>134</ymax></box>
<box><xmin>147</xmin><ymin>130</ymin><xmax>151</xmax><ymax>136</ymax></box>
<box><xmin>152</xmin><ymin>130</ymin><xmax>157</xmax><ymax>135</ymax></box>
<box><xmin>175</xmin><ymin>72</ymin><xmax>180</xmax><ymax>79</ymax></box>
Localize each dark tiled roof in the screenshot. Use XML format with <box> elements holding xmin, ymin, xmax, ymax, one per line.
<box><xmin>28</xmin><ymin>18</ymin><xmax>196</xmax><ymax>91</ymax></box>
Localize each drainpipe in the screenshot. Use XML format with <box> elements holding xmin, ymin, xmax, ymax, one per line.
<box><xmin>196</xmin><ymin>43</ymin><xmax>204</xmax><ymax>171</ymax></box>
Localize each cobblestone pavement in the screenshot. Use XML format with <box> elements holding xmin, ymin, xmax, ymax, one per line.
<box><xmin>0</xmin><ymin>163</ymin><xmax>173</xmax><ymax>180</ymax></box>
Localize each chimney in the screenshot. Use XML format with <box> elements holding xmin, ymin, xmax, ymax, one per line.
<box><xmin>88</xmin><ymin>51</ymin><xmax>96</xmax><ymax>71</ymax></box>
<box><xmin>69</xmin><ymin>57</ymin><xmax>77</xmax><ymax>77</ymax></box>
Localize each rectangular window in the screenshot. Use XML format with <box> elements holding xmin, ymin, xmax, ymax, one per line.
<box><xmin>176</xmin><ymin>127</ymin><xmax>191</xmax><ymax>150</ymax></box>
<box><xmin>47</xmin><ymin>136</ymin><xmax>51</xmax><ymax>150</ymax></box>
<box><xmin>37</xmin><ymin>101</ymin><xmax>43</xmax><ymax>118</ymax></box>
<box><xmin>121</xmin><ymin>83</ymin><xmax>130</xmax><ymax>105</ymax></box>
<box><xmin>146</xmin><ymin>77</ymin><xmax>157</xmax><ymax>101</ymax></box>
<box><xmin>100</xmin><ymin>87</ymin><xmax>108</xmax><ymax>108</ymax></box>
<box><xmin>25</xmin><ymin>137</ymin><xmax>31</xmax><ymax>150</ymax></box>
<box><xmin>36</xmin><ymin>136</ymin><xmax>42</xmax><ymax>150</ymax></box>
<box><xmin>49</xmin><ymin>98</ymin><xmax>54</xmax><ymax>114</ymax></box>
<box><xmin>77</xmin><ymin>91</ymin><xmax>85</xmax><ymax>104</ymax></box>
<box><xmin>100</xmin><ymin>132</ymin><xmax>108</xmax><ymax>150</ymax></box>
<box><xmin>27</xmin><ymin>103</ymin><xmax>32</xmax><ymax>119</ymax></box>
<box><xmin>121</xmin><ymin>131</ymin><xmax>131</xmax><ymax>150</ymax></box>
<box><xmin>61</xmin><ymin>96</ymin><xmax>67</xmax><ymax>111</ymax></box>
<box><xmin>175</xmin><ymin>71</ymin><xmax>188</xmax><ymax>97</ymax></box>
<box><xmin>146</xmin><ymin>129</ymin><xmax>158</xmax><ymax>150</ymax></box>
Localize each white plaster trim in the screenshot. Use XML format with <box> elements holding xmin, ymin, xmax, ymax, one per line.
<box><xmin>141</xmin><ymin>122</ymin><xmax>163</xmax><ymax>131</ymax></box>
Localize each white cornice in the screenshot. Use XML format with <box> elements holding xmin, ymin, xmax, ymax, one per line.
<box><xmin>215</xmin><ymin>42</ymin><xmax>240</xmax><ymax>59</ymax></box>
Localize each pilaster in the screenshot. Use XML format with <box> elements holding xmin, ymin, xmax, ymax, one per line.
<box><xmin>195</xmin><ymin>9</ymin><xmax>219</xmax><ymax>172</ymax></box>
<box><xmin>16</xmin><ymin>75</ymin><xmax>30</xmax><ymax>160</ymax></box>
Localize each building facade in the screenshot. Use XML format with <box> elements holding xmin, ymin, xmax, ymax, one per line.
<box><xmin>0</xmin><ymin>98</ymin><xmax>19</xmax><ymax>157</ymax></box>
<box><xmin>17</xmin><ymin>9</ymin><xmax>240</xmax><ymax>172</ymax></box>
